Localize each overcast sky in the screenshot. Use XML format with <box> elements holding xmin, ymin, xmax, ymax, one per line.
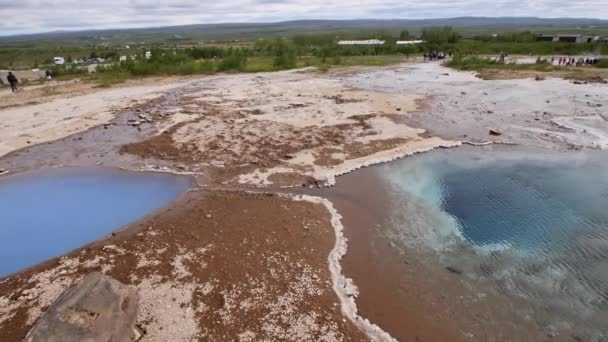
<box><xmin>1</xmin><ymin>0</ymin><xmax>607</xmax><ymax>36</ymax></box>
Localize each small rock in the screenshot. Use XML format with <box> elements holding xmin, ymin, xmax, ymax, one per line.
<box><xmin>545</xmin><ymin>325</ymin><xmax>559</xmax><ymax>338</ymax></box>
<box><xmin>535</xmin><ymin>75</ymin><xmax>545</xmax><ymax>81</ymax></box>
<box><xmin>396</xmin><ymin>108</ymin><xmax>402</xmax><ymax>111</ymax></box>
<box><xmin>0</xmin><ymin>168</ymin><xmax>8</xmax><ymax>175</ymax></box>
<box><xmin>489</xmin><ymin>128</ymin><xmax>502</xmax><ymax>136</ymax></box>
<box><xmin>205</xmin><ymin>214</ymin><xmax>212</xmax><ymax>219</ymax></box>
<box><xmin>446</xmin><ymin>266</ymin><xmax>463</xmax><ymax>275</ymax></box>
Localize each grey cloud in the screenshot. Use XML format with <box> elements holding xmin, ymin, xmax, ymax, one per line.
<box><xmin>1</xmin><ymin>0</ymin><xmax>607</xmax><ymax>36</ymax></box>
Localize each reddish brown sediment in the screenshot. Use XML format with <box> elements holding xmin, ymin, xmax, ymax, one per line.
<box><xmin>0</xmin><ymin>190</ymin><xmax>367</xmax><ymax>341</ymax></box>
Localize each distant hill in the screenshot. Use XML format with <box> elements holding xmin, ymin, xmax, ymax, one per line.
<box><xmin>2</xmin><ymin>17</ymin><xmax>608</xmax><ymax>44</ymax></box>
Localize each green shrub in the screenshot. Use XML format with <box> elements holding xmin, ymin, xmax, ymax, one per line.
<box><xmin>217</xmin><ymin>54</ymin><xmax>247</xmax><ymax>72</ymax></box>
<box><xmin>272</xmin><ymin>39</ymin><xmax>297</xmax><ymax>70</ymax></box>
<box><xmin>50</xmin><ymin>65</ymin><xmax>88</xmax><ymax>78</ymax></box>
<box><xmin>596</xmin><ymin>59</ymin><xmax>608</xmax><ymax>68</ymax></box>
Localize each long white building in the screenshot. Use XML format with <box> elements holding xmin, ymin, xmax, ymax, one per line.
<box><xmin>396</xmin><ymin>40</ymin><xmax>426</xmax><ymax>45</ymax></box>
<box><xmin>337</xmin><ymin>39</ymin><xmax>385</xmax><ymax>45</ymax></box>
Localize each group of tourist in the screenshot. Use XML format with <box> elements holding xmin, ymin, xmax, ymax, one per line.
<box><xmin>552</xmin><ymin>57</ymin><xmax>601</xmax><ymax>67</ymax></box>
<box><xmin>423</xmin><ymin>51</ymin><xmax>451</xmax><ymax>61</ymax></box>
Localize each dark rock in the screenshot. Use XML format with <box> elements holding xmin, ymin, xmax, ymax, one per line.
<box><xmin>25</xmin><ymin>272</ymin><xmax>139</xmax><ymax>342</ymax></box>
<box><xmin>446</xmin><ymin>266</ymin><xmax>463</xmax><ymax>275</ymax></box>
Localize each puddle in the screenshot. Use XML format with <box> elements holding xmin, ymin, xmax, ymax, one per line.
<box><xmin>0</xmin><ymin>168</ymin><xmax>193</xmax><ymax>277</ymax></box>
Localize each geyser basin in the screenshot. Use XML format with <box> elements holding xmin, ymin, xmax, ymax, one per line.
<box><xmin>0</xmin><ymin>168</ymin><xmax>193</xmax><ymax>277</ymax></box>
<box><xmin>378</xmin><ymin>146</ymin><xmax>608</xmax><ymax>336</ymax></box>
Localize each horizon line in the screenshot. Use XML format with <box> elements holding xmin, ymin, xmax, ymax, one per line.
<box><xmin>2</xmin><ymin>16</ymin><xmax>608</xmax><ymax>39</ymax></box>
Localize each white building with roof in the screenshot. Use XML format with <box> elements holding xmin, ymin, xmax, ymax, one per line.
<box><xmin>338</xmin><ymin>39</ymin><xmax>385</xmax><ymax>45</ymax></box>
<box><xmin>396</xmin><ymin>40</ymin><xmax>426</xmax><ymax>45</ymax></box>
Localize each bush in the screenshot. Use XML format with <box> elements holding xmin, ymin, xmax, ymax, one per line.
<box><xmin>50</xmin><ymin>65</ymin><xmax>88</xmax><ymax>78</ymax></box>
<box><xmin>421</xmin><ymin>27</ymin><xmax>462</xmax><ymax>46</ymax></box>
<box><xmin>596</xmin><ymin>59</ymin><xmax>608</xmax><ymax>68</ymax></box>
<box><xmin>272</xmin><ymin>40</ymin><xmax>297</xmax><ymax>70</ymax></box>
<box><xmin>217</xmin><ymin>54</ymin><xmax>247</xmax><ymax>72</ymax></box>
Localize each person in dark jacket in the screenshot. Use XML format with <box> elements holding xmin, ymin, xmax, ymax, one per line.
<box><xmin>7</xmin><ymin>72</ymin><xmax>18</xmax><ymax>92</ymax></box>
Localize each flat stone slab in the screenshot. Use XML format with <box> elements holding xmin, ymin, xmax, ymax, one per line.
<box><xmin>26</xmin><ymin>272</ymin><xmax>139</xmax><ymax>342</ymax></box>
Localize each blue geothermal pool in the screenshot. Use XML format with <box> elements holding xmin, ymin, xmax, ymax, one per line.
<box><xmin>378</xmin><ymin>147</ymin><xmax>608</xmax><ymax>336</ymax></box>
<box><xmin>0</xmin><ymin>168</ymin><xmax>192</xmax><ymax>277</ymax></box>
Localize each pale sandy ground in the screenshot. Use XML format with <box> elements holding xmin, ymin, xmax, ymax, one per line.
<box><xmin>346</xmin><ymin>62</ymin><xmax>608</xmax><ymax>151</ymax></box>
<box><xmin>0</xmin><ymin>79</ymin><xmax>194</xmax><ymax>158</ymax></box>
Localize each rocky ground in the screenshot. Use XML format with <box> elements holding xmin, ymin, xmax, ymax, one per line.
<box><xmin>118</xmin><ymin>68</ymin><xmax>455</xmax><ymax>187</ymax></box>
<box><xmin>1</xmin><ymin>61</ymin><xmax>607</xmax><ymax>341</ymax></box>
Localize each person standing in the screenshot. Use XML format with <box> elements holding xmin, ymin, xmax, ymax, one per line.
<box><xmin>7</xmin><ymin>72</ymin><xmax>19</xmax><ymax>92</ymax></box>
